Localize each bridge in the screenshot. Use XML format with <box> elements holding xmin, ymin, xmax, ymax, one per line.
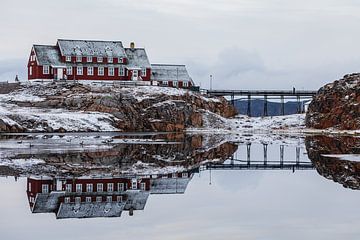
<box><xmin>200</xmin><ymin>143</ymin><xmax>314</xmax><ymax>172</ymax></box>
<box><xmin>206</xmin><ymin>89</ymin><xmax>318</xmax><ymax>116</ymax></box>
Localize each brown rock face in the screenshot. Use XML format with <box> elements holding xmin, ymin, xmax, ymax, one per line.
<box><xmin>306</xmin><ymin>73</ymin><xmax>360</xmax><ymax>130</ymax></box>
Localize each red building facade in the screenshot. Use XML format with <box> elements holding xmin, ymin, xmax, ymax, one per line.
<box><xmin>27</xmin><ymin>39</ymin><xmax>194</xmax><ymax>88</ymax></box>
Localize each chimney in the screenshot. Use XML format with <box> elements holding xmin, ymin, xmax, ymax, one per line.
<box><xmin>130</xmin><ymin>42</ymin><xmax>135</xmax><ymax>49</ymax></box>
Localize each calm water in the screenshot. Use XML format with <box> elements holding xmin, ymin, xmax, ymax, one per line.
<box><xmin>0</xmin><ymin>133</ymin><xmax>359</xmax><ymax>240</ymax></box>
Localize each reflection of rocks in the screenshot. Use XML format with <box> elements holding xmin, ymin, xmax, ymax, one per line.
<box><xmin>306</xmin><ymin>73</ymin><xmax>360</xmax><ymax>130</ymax></box>
<box><xmin>305</xmin><ymin>135</ymin><xmax>360</xmax><ymax>189</ymax></box>
<box><xmin>2</xmin><ymin>134</ymin><xmax>238</xmax><ymax>177</ymax></box>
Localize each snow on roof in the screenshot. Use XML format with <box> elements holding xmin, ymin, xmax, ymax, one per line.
<box><xmin>33</xmin><ymin>45</ymin><xmax>63</xmax><ymax>66</ymax></box>
<box><xmin>32</xmin><ymin>192</ymin><xmax>64</xmax><ymax>213</ymax></box>
<box><xmin>57</xmin><ymin>39</ymin><xmax>127</xmax><ymax>57</ymax></box>
<box><xmin>57</xmin><ymin>202</ymin><xmax>125</xmax><ymax>219</ymax></box>
<box><xmin>150</xmin><ymin>177</ymin><xmax>192</xmax><ymax>194</ymax></box>
<box><xmin>151</xmin><ymin>64</ymin><xmax>193</xmax><ymax>83</ymax></box>
<box><xmin>124</xmin><ymin>48</ymin><xmax>151</xmax><ymax>68</ymax></box>
<box><xmin>124</xmin><ymin>190</ymin><xmax>149</xmax><ymax>210</ymax></box>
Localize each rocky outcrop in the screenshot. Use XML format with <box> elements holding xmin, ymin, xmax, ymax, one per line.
<box><xmin>0</xmin><ymin>82</ymin><xmax>237</xmax><ymax>133</ymax></box>
<box><xmin>306</xmin><ymin>73</ymin><xmax>360</xmax><ymax>130</ymax></box>
<box><xmin>305</xmin><ymin>135</ymin><xmax>360</xmax><ymax>189</ymax></box>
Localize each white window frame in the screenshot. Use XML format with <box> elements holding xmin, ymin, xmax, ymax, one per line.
<box><xmin>108</xmin><ymin>57</ymin><xmax>113</xmax><ymax>63</ymax></box>
<box><xmin>131</xmin><ymin>179</ymin><xmax>137</xmax><ymax>190</ymax></box>
<box><xmin>141</xmin><ymin>68</ymin><xmax>146</xmax><ymax>77</ymax></box>
<box><xmin>96</xmin><ymin>196</ymin><xmax>102</xmax><ymax>202</ymax></box>
<box><xmin>66</xmin><ymin>66</ymin><xmax>72</xmax><ymax>75</ymax></box>
<box><xmin>65</xmin><ymin>56</ymin><xmax>71</xmax><ymax>62</ymax></box>
<box><xmin>76</xmin><ymin>184</ymin><xmax>82</xmax><ymax>193</ymax></box>
<box><xmin>140</xmin><ymin>182</ymin><xmax>146</xmax><ymax>191</ymax></box>
<box><xmin>65</xmin><ymin>197</ymin><xmax>70</xmax><ymax>203</ymax></box>
<box><xmin>29</xmin><ymin>66</ymin><xmax>32</xmax><ymax>75</ymax></box>
<box><xmin>173</xmin><ymin>81</ymin><xmax>178</xmax><ymax>87</ymax></box>
<box><xmin>43</xmin><ymin>65</ymin><xmax>49</xmax><ymax>75</ymax></box>
<box><xmin>42</xmin><ymin>184</ymin><xmax>49</xmax><ymax>194</ymax></box>
<box><xmin>76</xmin><ymin>56</ymin><xmax>82</xmax><ymax>63</ymax></box>
<box><xmin>97</xmin><ymin>183</ymin><xmax>103</xmax><ymax>192</ymax></box>
<box><xmin>118</xmin><ymin>58</ymin><xmax>123</xmax><ymax>64</ymax></box>
<box><xmin>117</xmin><ymin>196</ymin><xmax>122</xmax><ymax>202</ymax></box>
<box><xmin>65</xmin><ymin>184</ymin><xmax>72</xmax><ymax>193</ymax></box>
<box><xmin>107</xmin><ymin>183</ymin><xmax>114</xmax><ymax>192</ymax></box>
<box><xmin>163</xmin><ymin>81</ymin><xmax>168</xmax><ymax>86</ymax></box>
<box><xmin>172</xmin><ymin>173</ymin><xmax>177</xmax><ymax>178</ymax></box>
<box><xmin>87</xmin><ymin>66</ymin><xmax>94</xmax><ymax>76</ymax></box>
<box><xmin>106</xmin><ymin>196</ymin><xmax>112</xmax><ymax>203</ymax></box>
<box><xmin>132</xmin><ymin>70</ymin><xmax>138</xmax><ymax>79</ymax></box>
<box><xmin>182</xmin><ymin>172</ymin><xmax>188</xmax><ymax>178</ymax></box>
<box><xmin>28</xmin><ymin>182</ymin><xmax>32</xmax><ymax>191</ymax></box>
<box><xmin>97</xmin><ymin>57</ymin><xmax>103</xmax><ymax>63</ymax></box>
<box><xmin>77</xmin><ymin>66</ymin><xmax>83</xmax><ymax>75</ymax></box>
<box><xmin>86</xmin><ymin>197</ymin><xmax>92</xmax><ymax>203</ymax></box>
<box><xmin>98</xmin><ymin>67</ymin><xmax>104</xmax><ymax>76</ymax></box>
<box><xmin>86</xmin><ymin>184</ymin><xmax>93</xmax><ymax>192</ymax></box>
<box><xmin>87</xmin><ymin>56</ymin><xmax>93</xmax><ymax>63</ymax></box>
<box><xmin>119</xmin><ymin>67</ymin><xmax>124</xmax><ymax>76</ymax></box>
<box><xmin>108</xmin><ymin>67</ymin><xmax>114</xmax><ymax>76</ymax></box>
<box><xmin>118</xmin><ymin>183</ymin><xmax>124</xmax><ymax>191</ymax></box>
<box><xmin>183</xmin><ymin>82</ymin><xmax>188</xmax><ymax>87</ymax></box>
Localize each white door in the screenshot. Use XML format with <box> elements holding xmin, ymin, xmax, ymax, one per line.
<box><xmin>132</xmin><ymin>70</ymin><xmax>138</xmax><ymax>80</ymax></box>
<box><xmin>57</xmin><ymin>68</ymin><xmax>63</xmax><ymax>80</ymax></box>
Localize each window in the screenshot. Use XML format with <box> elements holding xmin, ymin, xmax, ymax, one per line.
<box><xmin>97</xmin><ymin>183</ymin><xmax>103</xmax><ymax>192</ymax></box>
<box><xmin>87</xmin><ymin>66</ymin><xmax>94</xmax><ymax>76</ymax></box>
<box><xmin>65</xmin><ymin>56</ymin><xmax>71</xmax><ymax>62</ymax></box>
<box><xmin>119</xmin><ymin>67</ymin><xmax>124</xmax><ymax>76</ymax></box>
<box><xmin>66</xmin><ymin>66</ymin><xmax>72</xmax><ymax>75</ymax></box>
<box><xmin>106</xmin><ymin>196</ymin><xmax>112</xmax><ymax>203</ymax></box>
<box><xmin>116</xmin><ymin>196</ymin><xmax>122</xmax><ymax>202</ymax></box>
<box><xmin>86</xmin><ymin>197</ymin><xmax>92</xmax><ymax>203</ymax></box>
<box><xmin>64</xmin><ymin>197</ymin><xmax>70</xmax><ymax>203</ymax></box>
<box><xmin>163</xmin><ymin>81</ymin><xmax>168</xmax><ymax>86</ymax></box>
<box><xmin>107</xmin><ymin>183</ymin><xmax>114</xmax><ymax>192</ymax></box>
<box><xmin>43</xmin><ymin>65</ymin><xmax>49</xmax><ymax>75</ymax></box>
<box><xmin>183</xmin><ymin>82</ymin><xmax>188</xmax><ymax>87</ymax></box>
<box><xmin>118</xmin><ymin>183</ymin><xmax>124</xmax><ymax>191</ymax></box>
<box><xmin>172</xmin><ymin>173</ymin><xmax>177</xmax><ymax>178</ymax></box>
<box><xmin>131</xmin><ymin>179</ymin><xmax>137</xmax><ymax>190</ymax></box>
<box><xmin>65</xmin><ymin>184</ymin><xmax>72</xmax><ymax>193</ymax></box>
<box><xmin>76</xmin><ymin>56</ymin><xmax>82</xmax><ymax>62</ymax></box>
<box><xmin>108</xmin><ymin>67</ymin><xmax>114</xmax><ymax>76</ymax></box>
<box><xmin>28</xmin><ymin>182</ymin><xmax>32</xmax><ymax>191</ymax></box>
<box><xmin>77</xmin><ymin>66</ymin><xmax>83</xmax><ymax>75</ymax></box>
<box><xmin>173</xmin><ymin>81</ymin><xmax>178</xmax><ymax>87</ymax></box>
<box><xmin>98</xmin><ymin>67</ymin><xmax>104</xmax><ymax>76</ymax></box>
<box><xmin>42</xmin><ymin>184</ymin><xmax>49</xmax><ymax>194</ymax></box>
<box><xmin>97</xmin><ymin>57</ymin><xmax>103</xmax><ymax>63</ymax></box>
<box><xmin>29</xmin><ymin>66</ymin><xmax>32</xmax><ymax>75</ymax></box>
<box><xmin>86</xmin><ymin>184</ymin><xmax>93</xmax><ymax>192</ymax></box>
<box><xmin>76</xmin><ymin>184</ymin><xmax>82</xmax><ymax>193</ymax></box>
<box><xmin>162</xmin><ymin>175</ymin><xmax>168</xmax><ymax>179</ymax></box>
<box><xmin>75</xmin><ymin>197</ymin><xmax>81</xmax><ymax>204</ymax></box>
<box><xmin>140</xmin><ymin>182</ymin><xmax>146</xmax><ymax>191</ymax></box>
<box><xmin>132</xmin><ymin>70</ymin><xmax>138</xmax><ymax>79</ymax></box>
<box><xmin>96</xmin><ymin>196</ymin><xmax>102</xmax><ymax>202</ymax></box>
<box><xmin>87</xmin><ymin>56</ymin><xmax>93</xmax><ymax>63</ymax></box>
<box><xmin>118</xmin><ymin>58</ymin><xmax>123</xmax><ymax>64</ymax></box>
<box><xmin>108</xmin><ymin>57</ymin><xmax>113</xmax><ymax>63</ymax></box>
<box><xmin>141</xmin><ymin>68</ymin><xmax>146</xmax><ymax>77</ymax></box>
<box><xmin>182</xmin><ymin>172</ymin><xmax>188</xmax><ymax>178</ymax></box>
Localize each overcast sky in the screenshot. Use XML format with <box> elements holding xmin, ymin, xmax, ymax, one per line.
<box><xmin>1</xmin><ymin>0</ymin><xmax>360</xmax><ymax>89</ymax></box>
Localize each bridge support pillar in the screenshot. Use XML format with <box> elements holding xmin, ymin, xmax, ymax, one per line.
<box><xmin>263</xmin><ymin>144</ymin><xmax>268</xmax><ymax>165</ymax></box>
<box><xmin>281</xmin><ymin>96</ymin><xmax>285</xmax><ymax>115</ymax></box>
<box><xmin>247</xmin><ymin>95</ymin><xmax>251</xmax><ymax>117</ymax></box>
<box><xmin>263</xmin><ymin>95</ymin><xmax>268</xmax><ymax>117</ymax></box>
<box><xmin>280</xmin><ymin>145</ymin><xmax>284</xmax><ymax>167</ymax></box>
<box><xmin>247</xmin><ymin>143</ymin><xmax>251</xmax><ymax>166</ymax></box>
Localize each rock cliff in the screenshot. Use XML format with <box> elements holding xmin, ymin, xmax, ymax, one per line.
<box><xmin>0</xmin><ymin>82</ymin><xmax>237</xmax><ymax>133</ymax></box>
<box><xmin>306</xmin><ymin>73</ymin><xmax>360</xmax><ymax>130</ymax></box>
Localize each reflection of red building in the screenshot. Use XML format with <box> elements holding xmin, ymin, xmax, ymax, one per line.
<box><xmin>27</xmin><ymin>171</ymin><xmax>194</xmax><ymax>219</ymax></box>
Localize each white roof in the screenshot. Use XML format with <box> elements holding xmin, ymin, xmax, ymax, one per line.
<box><xmin>33</xmin><ymin>45</ymin><xmax>64</xmax><ymax>66</ymax></box>
<box><xmin>125</xmin><ymin>48</ymin><xmax>151</xmax><ymax>68</ymax></box>
<box><xmin>151</xmin><ymin>64</ymin><xmax>193</xmax><ymax>83</ymax></box>
<box><xmin>57</xmin><ymin>39</ymin><xmax>127</xmax><ymax>58</ymax></box>
<box><xmin>57</xmin><ymin>202</ymin><xmax>125</xmax><ymax>219</ymax></box>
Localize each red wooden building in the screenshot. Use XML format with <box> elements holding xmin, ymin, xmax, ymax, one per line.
<box><xmin>27</xmin><ymin>39</ymin><xmax>194</xmax><ymax>88</ymax></box>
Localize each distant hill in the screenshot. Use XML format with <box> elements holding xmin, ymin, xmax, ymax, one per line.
<box><xmin>233</xmin><ymin>99</ymin><xmax>305</xmax><ymax>117</ymax></box>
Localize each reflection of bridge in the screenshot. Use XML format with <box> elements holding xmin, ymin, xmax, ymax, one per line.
<box><xmin>201</xmin><ymin>143</ymin><xmax>314</xmax><ymax>171</ymax></box>
<box><xmin>206</xmin><ymin>89</ymin><xmax>317</xmax><ymax>116</ymax></box>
